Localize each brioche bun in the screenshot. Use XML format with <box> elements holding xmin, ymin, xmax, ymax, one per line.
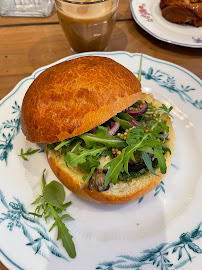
<box><xmin>47</xmin><ymin>93</ymin><xmax>175</xmax><ymax>205</ymax></box>
<box><xmin>21</xmin><ymin>56</ymin><xmax>141</xmax><ymax>143</ymax></box>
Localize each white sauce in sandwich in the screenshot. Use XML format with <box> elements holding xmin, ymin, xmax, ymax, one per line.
<box><xmin>97</xmin><ymin>155</ymin><xmax>112</xmax><ymax>170</ymax></box>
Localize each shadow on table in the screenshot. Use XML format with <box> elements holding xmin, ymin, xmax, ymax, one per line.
<box><xmin>109</xmin><ymin>24</ymin><xmax>128</xmax><ymax>51</ymax></box>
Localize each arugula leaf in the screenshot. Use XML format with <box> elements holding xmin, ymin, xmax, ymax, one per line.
<box><xmin>126</xmin><ymin>126</ymin><xmax>145</xmax><ymax>145</ymax></box>
<box><xmin>29</xmin><ymin>170</ymin><xmax>76</xmax><ymax>259</ymax></box>
<box><xmin>142</xmin><ymin>137</ymin><xmax>164</xmax><ymax>147</ymax></box>
<box><xmin>158</xmin><ymin>104</ymin><xmax>173</xmax><ymax>118</ymax></box>
<box><xmin>31</xmin><ymin>195</ymin><xmax>43</xmax><ymax>205</ymax></box>
<box><xmin>151</xmin><ymin>124</ymin><xmax>162</xmax><ymax>135</ymax></box>
<box><xmin>48</xmin><ymin>204</ymin><xmax>76</xmax><ymax>259</ymax></box>
<box><xmin>124</xmin><ymin>128</ymin><xmax>149</xmax><ymax>162</ymax></box>
<box><xmin>45</xmin><ymin>143</ymin><xmax>57</xmax><ymax>152</ymax></box>
<box><xmin>154</xmin><ymin>146</ymin><xmax>167</xmax><ymax>174</ymax></box>
<box><xmin>112</xmin><ymin>116</ymin><xmax>133</xmax><ymax>130</ymax></box>
<box><xmin>124</xmin><ymin>143</ymin><xmax>144</xmax><ymax>173</ymax></box>
<box><xmin>142</xmin><ymin>151</ymin><xmax>158</xmax><ymax>175</ymax></box>
<box><xmin>153</xmin><ymin>133</ymin><xmax>168</xmax><ymax>140</ymax></box>
<box><xmin>117</xmin><ymin>112</ymin><xmax>134</xmax><ymax>121</ymax></box>
<box><xmin>64</xmin><ymin>146</ymin><xmax>106</xmax><ymax>167</ymax></box>
<box><xmin>82</xmin><ymin>166</ymin><xmax>96</xmax><ymax>184</ymax></box>
<box><xmin>64</xmin><ymin>152</ymin><xmax>86</xmax><ymax>167</ymax></box>
<box><xmin>54</xmin><ymin>138</ymin><xmax>75</xmax><ymax>151</ymax></box>
<box><xmin>41</xmin><ymin>168</ymin><xmax>46</xmax><ymax>192</ymax></box>
<box><xmin>18</xmin><ymin>148</ymin><xmax>40</xmax><ymax>161</ymax></box>
<box><xmin>71</xmin><ymin>140</ymin><xmax>82</xmax><ymax>153</ymax></box>
<box><xmin>43</xmin><ymin>181</ymin><xmax>66</xmax><ymax>210</ymax></box>
<box><xmin>80</xmin><ymin>126</ymin><xmax>126</xmax><ymax>148</ymax></box>
<box><xmin>162</xmin><ymin>145</ymin><xmax>171</xmax><ymax>155</ymax></box>
<box><xmin>80</xmin><ymin>156</ymin><xmax>100</xmax><ymax>172</ymax></box>
<box><xmin>159</xmin><ymin>120</ymin><xmax>169</xmax><ymax>133</ymax></box>
<box><xmin>103</xmin><ymin>148</ymin><xmax>126</xmax><ymax>186</ymax></box>
<box><xmin>138</xmin><ymin>146</ymin><xmax>154</xmax><ymax>154</ymax></box>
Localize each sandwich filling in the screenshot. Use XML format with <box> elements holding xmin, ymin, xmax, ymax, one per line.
<box><xmin>47</xmin><ymin>98</ymin><xmax>173</xmax><ymax>192</ymax></box>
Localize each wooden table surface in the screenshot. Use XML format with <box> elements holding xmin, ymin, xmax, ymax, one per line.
<box><xmin>0</xmin><ymin>0</ymin><xmax>201</xmax><ymax>269</ymax></box>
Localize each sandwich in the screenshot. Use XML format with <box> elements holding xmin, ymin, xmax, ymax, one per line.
<box><xmin>21</xmin><ymin>56</ymin><xmax>175</xmax><ymax>205</ymax></box>
<box><xmin>160</xmin><ymin>0</ymin><xmax>202</xmax><ymax>27</ymax></box>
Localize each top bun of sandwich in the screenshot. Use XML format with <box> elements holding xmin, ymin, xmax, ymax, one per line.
<box><xmin>21</xmin><ymin>56</ymin><xmax>141</xmax><ymax>143</ymax></box>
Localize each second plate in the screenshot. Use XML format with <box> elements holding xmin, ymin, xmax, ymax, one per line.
<box><xmin>130</xmin><ymin>0</ymin><xmax>202</xmax><ymax>48</ymax></box>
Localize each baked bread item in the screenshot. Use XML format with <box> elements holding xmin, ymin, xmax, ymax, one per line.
<box><xmin>21</xmin><ymin>56</ymin><xmax>175</xmax><ymax>205</ymax></box>
<box><xmin>47</xmin><ymin>93</ymin><xmax>175</xmax><ymax>205</ymax></box>
<box><xmin>160</xmin><ymin>0</ymin><xmax>202</xmax><ymax>26</ymax></box>
<box><xmin>21</xmin><ymin>56</ymin><xmax>141</xmax><ymax>143</ymax></box>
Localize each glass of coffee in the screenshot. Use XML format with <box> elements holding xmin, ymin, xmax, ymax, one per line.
<box><xmin>55</xmin><ymin>0</ymin><xmax>119</xmax><ymax>53</ymax></box>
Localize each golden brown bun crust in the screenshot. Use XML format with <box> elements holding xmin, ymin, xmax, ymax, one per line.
<box><xmin>47</xmin><ymin>93</ymin><xmax>176</xmax><ymax>205</ymax></box>
<box><xmin>21</xmin><ymin>56</ymin><xmax>141</xmax><ymax>143</ymax></box>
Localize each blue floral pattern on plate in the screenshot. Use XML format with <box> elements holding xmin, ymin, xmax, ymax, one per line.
<box><xmin>192</xmin><ymin>37</ymin><xmax>202</xmax><ymax>44</ymax></box>
<box><xmin>96</xmin><ymin>223</ymin><xmax>202</xmax><ymax>269</ymax></box>
<box><xmin>0</xmin><ymin>101</ymin><xmax>21</xmax><ymax>165</ymax></box>
<box><xmin>141</xmin><ymin>68</ymin><xmax>202</xmax><ymax>110</ymax></box>
<box><xmin>0</xmin><ymin>190</ymin><xmax>68</xmax><ymax>261</ymax></box>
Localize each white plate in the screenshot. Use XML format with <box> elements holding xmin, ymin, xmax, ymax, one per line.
<box><xmin>0</xmin><ymin>52</ymin><xmax>202</xmax><ymax>270</ymax></box>
<box><xmin>130</xmin><ymin>0</ymin><xmax>202</xmax><ymax>48</ymax></box>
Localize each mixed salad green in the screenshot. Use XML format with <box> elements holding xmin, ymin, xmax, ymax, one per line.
<box><xmin>47</xmin><ymin>100</ymin><xmax>173</xmax><ymax>189</ymax></box>
<box><xmin>29</xmin><ymin>169</ymin><xmax>76</xmax><ymax>259</ymax></box>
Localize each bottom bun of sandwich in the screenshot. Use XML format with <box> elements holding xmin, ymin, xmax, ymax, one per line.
<box><xmin>47</xmin><ymin>93</ymin><xmax>175</xmax><ymax>205</ymax></box>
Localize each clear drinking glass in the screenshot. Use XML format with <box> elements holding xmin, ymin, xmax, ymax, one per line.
<box><xmin>55</xmin><ymin>0</ymin><xmax>119</xmax><ymax>53</ymax></box>
<box><xmin>0</xmin><ymin>0</ymin><xmax>54</xmax><ymax>17</ymax></box>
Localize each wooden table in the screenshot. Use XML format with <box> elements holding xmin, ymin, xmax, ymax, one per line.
<box><xmin>0</xmin><ymin>0</ymin><xmax>201</xmax><ymax>269</ymax></box>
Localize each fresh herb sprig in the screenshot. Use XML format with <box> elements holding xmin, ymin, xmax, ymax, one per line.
<box><xmin>138</xmin><ymin>54</ymin><xmax>143</xmax><ymax>82</ymax></box>
<box><xmin>29</xmin><ymin>169</ymin><xmax>76</xmax><ymax>259</ymax></box>
<box><xmin>18</xmin><ymin>148</ymin><xmax>40</xmax><ymax>161</ymax></box>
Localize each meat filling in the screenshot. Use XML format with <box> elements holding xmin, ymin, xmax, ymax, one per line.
<box><xmin>88</xmin><ymin>169</ymin><xmax>110</xmax><ymax>192</ymax></box>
